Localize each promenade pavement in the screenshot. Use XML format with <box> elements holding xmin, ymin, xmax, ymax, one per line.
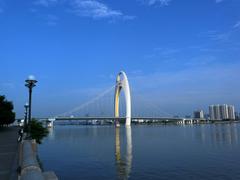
<box><xmin>0</xmin><ymin>126</ymin><xmax>19</xmax><ymax>180</ymax></box>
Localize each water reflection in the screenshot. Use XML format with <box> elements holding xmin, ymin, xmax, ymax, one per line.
<box><xmin>115</xmin><ymin>127</ymin><xmax>132</xmax><ymax>180</ymax></box>
<box><xmin>39</xmin><ymin>124</ymin><xmax>240</xmax><ymax>180</ymax></box>
<box><xmin>47</xmin><ymin>126</ymin><xmax>55</xmax><ymax>140</ymax></box>
<box><xmin>197</xmin><ymin>123</ymin><xmax>239</xmax><ymax>147</ymax></box>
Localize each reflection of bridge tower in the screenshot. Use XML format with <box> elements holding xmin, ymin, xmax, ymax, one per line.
<box><xmin>114</xmin><ymin>71</ymin><xmax>131</xmax><ymax>126</ymax></box>
<box><xmin>115</xmin><ymin>127</ymin><xmax>132</xmax><ymax>179</ymax></box>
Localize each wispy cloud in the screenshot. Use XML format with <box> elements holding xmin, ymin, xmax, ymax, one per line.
<box><xmin>71</xmin><ymin>0</ymin><xmax>122</xmax><ymax>18</ymax></box>
<box><xmin>199</xmin><ymin>20</ymin><xmax>240</xmax><ymax>43</ymax></box>
<box><xmin>204</xmin><ymin>31</ymin><xmax>231</xmax><ymax>41</ymax></box>
<box><xmin>44</xmin><ymin>14</ymin><xmax>58</xmax><ymax>26</ymax></box>
<box><xmin>144</xmin><ymin>47</ymin><xmax>176</xmax><ymax>58</ymax></box>
<box><xmin>203</xmin><ymin>21</ymin><xmax>240</xmax><ymax>42</ymax></box>
<box><xmin>33</xmin><ymin>0</ymin><xmax>58</xmax><ymax>7</ymax></box>
<box><xmin>154</xmin><ymin>47</ymin><xmax>181</xmax><ymax>56</ymax></box>
<box><xmin>144</xmin><ymin>47</ymin><xmax>184</xmax><ymax>61</ymax></box>
<box><xmin>30</xmin><ymin>5</ymin><xmax>59</xmax><ymax>26</ymax></box>
<box><xmin>140</xmin><ymin>0</ymin><xmax>171</xmax><ymax>6</ymax></box>
<box><xmin>32</xmin><ymin>0</ymin><xmax>135</xmax><ymax>21</ymax></box>
<box><xmin>143</xmin><ymin>44</ymin><xmax>237</xmax><ymax>72</ymax></box>
<box><xmin>0</xmin><ymin>0</ymin><xmax>4</xmax><ymax>13</ymax></box>
<box><xmin>233</xmin><ymin>21</ymin><xmax>240</xmax><ymax>29</ymax></box>
<box><xmin>185</xmin><ymin>55</ymin><xmax>217</xmax><ymax>67</ymax></box>
<box><xmin>130</xmin><ymin>62</ymin><xmax>240</xmax><ymax>115</ymax></box>
<box><xmin>215</xmin><ymin>0</ymin><xmax>224</xmax><ymax>3</ymax></box>
<box><xmin>70</xmin><ymin>0</ymin><xmax>135</xmax><ymax>20</ymax></box>
<box><xmin>199</xmin><ymin>22</ymin><xmax>240</xmax><ymax>43</ymax></box>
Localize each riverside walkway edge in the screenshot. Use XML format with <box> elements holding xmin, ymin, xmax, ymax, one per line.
<box><xmin>0</xmin><ymin>126</ymin><xmax>19</xmax><ymax>180</ymax></box>
<box><xmin>19</xmin><ymin>140</ymin><xmax>58</xmax><ymax>180</ymax></box>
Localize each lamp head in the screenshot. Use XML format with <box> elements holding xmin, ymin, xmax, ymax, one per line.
<box><xmin>25</xmin><ymin>75</ymin><xmax>38</xmax><ymax>85</ymax></box>
<box><xmin>24</xmin><ymin>103</ymin><xmax>29</xmax><ymax>108</ymax></box>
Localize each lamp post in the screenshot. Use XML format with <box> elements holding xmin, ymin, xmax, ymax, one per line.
<box><xmin>25</xmin><ymin>75</ymin><xmax>37</xmax><ymax>132</ymax></box>
<box><xmin>24</xmin><ymin>103</ymin><xmax>29</xmax><ymax>131</ymax></box>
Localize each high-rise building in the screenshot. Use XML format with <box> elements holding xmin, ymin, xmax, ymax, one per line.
<box><xmin>213</xmin><ymin>105</ymin><xmax>221</xmax><ymax>120</ymax></box>
<box><xmin>209</xmin><ymin>105</ymin><xmax>215</xmax><ymax>120</ymax></box>
<box><xmin>193</xmin><ymin>110</ymin><xmax>204</xmax><ymax>119</ymax></box>
<box><xmin>228</xmin><ymin>105</ymin><xmax>235</xmax><ymax>120</ymax></box>
<box><xmin>209</xmin><ymin>104</ymin><xmax>235</xmax><ymax>120</ymax></box>
<box><xmin>220</xmin><ymin>104</ymin><xmax>229</xmax><ymax>120</ymax></box>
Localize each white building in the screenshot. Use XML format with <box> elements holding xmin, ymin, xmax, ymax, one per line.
<box><xmin>220</xmin><ymin>104</ymin><xmax>229</xmax><ymax>120</ymax></box>
<box><xmin>213</xmin><ymin>105</ymin><xmax>221</xmax><ymax>120</ymax></box>
<box><xmin>209</xmin><ymin>105</ymin><xmax>215</xmax><ymax>120</ymax></box>
<box><xmin>209</xmin><ymin>104</ymin><xmax>235</xmax><ymax>120</ymax></box>
<box><xmin>228</xmin><ymin>105</ymin><xmax>235</xmax><ymax>120</ymax></box>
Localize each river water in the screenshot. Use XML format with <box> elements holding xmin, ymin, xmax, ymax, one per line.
<box><xmin>39</xmin><ymin>123</ymin><xmax>240</xmax><ymax>179</ymax></box>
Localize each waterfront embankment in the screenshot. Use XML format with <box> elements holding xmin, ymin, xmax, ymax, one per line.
<box><xmin>0</xmin><ymin>126</ymin><xmax>58</xmax><ymax>180</ymax></box>
<box><xmin>19</xmin><ymin>139</ymin><xmax>58</xmax><ymax>180</ymax></box>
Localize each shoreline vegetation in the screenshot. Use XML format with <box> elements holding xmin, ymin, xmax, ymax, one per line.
<box><xmin>28</xmin><ymin>118</ymin><xmax>49</xmax><ymax>144</ymax></box>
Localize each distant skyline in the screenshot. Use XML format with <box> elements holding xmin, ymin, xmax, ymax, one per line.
<box><xmin>0</xmin><ymin>0</ymin><xmax>240</xmax><ymax>117</ymax></box>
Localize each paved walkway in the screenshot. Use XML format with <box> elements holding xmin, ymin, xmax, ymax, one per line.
<box><xmin>0</xmin><ymin>126</ymin><xmax>19</xmax><ymax>180</ymax></box>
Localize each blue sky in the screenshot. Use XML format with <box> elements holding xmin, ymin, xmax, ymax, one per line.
<box><xmin>0</xmin><ymin>0</ymin><xmax>240</xmax><ymax>118</ymax></box>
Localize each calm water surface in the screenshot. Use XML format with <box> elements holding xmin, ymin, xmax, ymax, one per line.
<box><xmin>39</xmin><ymin>123</ymin><xmax>240</xmax><ymax>179</ymax></box>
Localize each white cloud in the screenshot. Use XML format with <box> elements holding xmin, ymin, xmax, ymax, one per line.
<box><xmin>33</xmin><ymin>0</ymin><xmax>134</xmax><ymax>20</ymax></box>
<box><xmin>71</xmin><ymin>0</ymin><xmax>130</xmax><ymax>19</ymax></box>
<box><xmin>141</xmin><ymin>0</ymin><xmax>171</xmax><ymax>6</ymax></box>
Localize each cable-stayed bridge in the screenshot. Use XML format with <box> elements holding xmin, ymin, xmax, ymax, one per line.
<box><xmin>44</xmin><ymin>71</ymin><xmax>195</xmax><ymax>126</ymax></box>
<box><xmin>55</xmin><ymin>86</ymin><xmax>173</xmax><ymax>119</ymax></box>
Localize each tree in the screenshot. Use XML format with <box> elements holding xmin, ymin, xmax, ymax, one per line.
<box><xmin>29</xmin><ymin>118</ymin><xmax>49</xmax><ymax>144</ymax></box>
<box><xmin>0</xmin><ymin>95</ymin><xmax>16</xmax><ymax>126</ymax></box>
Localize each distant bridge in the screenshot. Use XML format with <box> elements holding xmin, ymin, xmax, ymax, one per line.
<box><xmin>53</xmin><ymin>116</ymin><xmax>188</xmax><ymax>121</ymax></box>
<box><xmin>31</xmin><ymin>116</ymin><xmax>203</xmax><ymax>126</ymax></box>
<box><xmin>52</xmin><ymin>71</ymin><xmax>181</xmax><ymax>127</ymax></box>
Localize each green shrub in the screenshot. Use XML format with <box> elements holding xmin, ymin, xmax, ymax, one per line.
<box><xmin>29</xmin><ymin>119</ymin><xmax>49</xmax><ymax>144</ymax></box>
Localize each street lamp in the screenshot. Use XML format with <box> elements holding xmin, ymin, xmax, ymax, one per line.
<box><xmin>25</xmin><ymin>75</ymin><xmax>37</xmax><ymax>129</ymax></box>
<box><xmin>24</xmin><ymin>103</ymin><xmax>29</xmax><ymax>131</ymax></box>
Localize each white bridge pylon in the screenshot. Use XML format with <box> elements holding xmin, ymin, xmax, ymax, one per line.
<box><xmin>114</xmin><ymin>71</ymin><xmax>132</xmax><ymax>126</ymax></box>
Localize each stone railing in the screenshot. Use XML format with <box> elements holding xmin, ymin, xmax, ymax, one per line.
<box><xmin>19</xmin><ymin>140</ymin><xmax>58</xmax><ymax>180</ymax></box>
